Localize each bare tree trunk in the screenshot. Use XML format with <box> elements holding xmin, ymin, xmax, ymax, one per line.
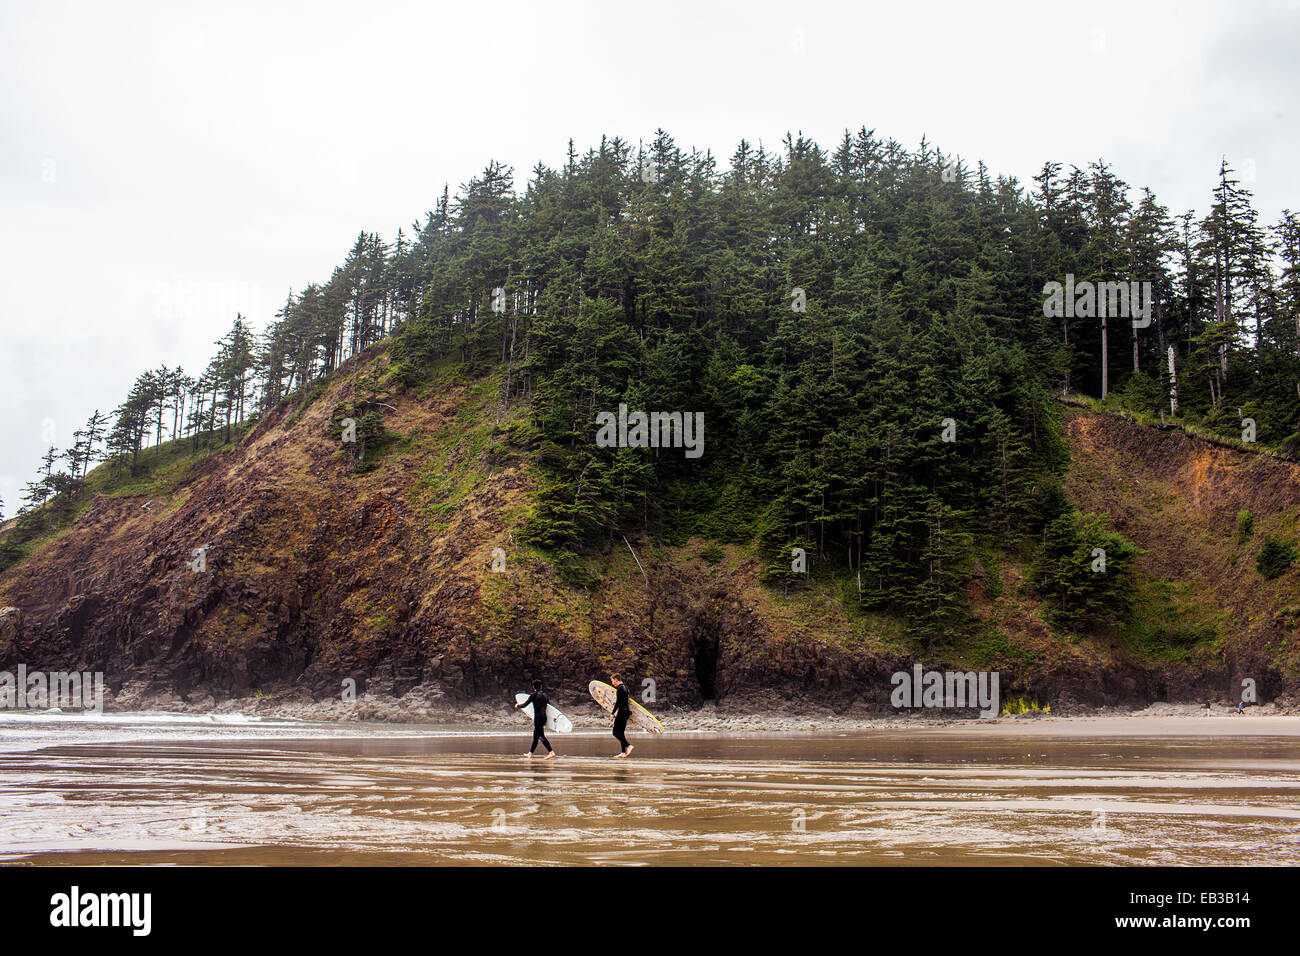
<box><xmin>1062</xmin><ymin>314</ymin><xmax>1070</xmax><ymax>392</ymax></box>
<box><xmin>1167</xmin><ymin>346</ymin><xmax>1178</xmax><ymax>413</ymax></box>
<box><xmin>1101</xmin><ymin>315</ymin><xmax>1109</xmax><ymax>397</ymax></box>
<box><xmin>1155</xmin><ymin>295</ymin><xmax>1166</xmax><ymax>365</ymax></box>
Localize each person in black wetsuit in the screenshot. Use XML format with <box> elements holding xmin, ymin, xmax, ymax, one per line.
<box><xmin>515</xmin><ymin>679</ymin><xmax>557</xmax><ymax>758</ymax></box>
<box><xmin>608</xmin><ymin>673</ymin><xmax>634</xmax><ymax>758</ymax></box>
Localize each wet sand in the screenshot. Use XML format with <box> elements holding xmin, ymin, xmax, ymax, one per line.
<box><xmin>2</xmin><ymin>713</ymin><xmax>1298</xmax><ymax>865</ymax></box>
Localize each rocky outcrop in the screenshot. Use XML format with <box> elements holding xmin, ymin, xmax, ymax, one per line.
<box><xmin>0</xmin><ymin>607</ymin><xmax>19</xmax><ymax>650</ymax></box>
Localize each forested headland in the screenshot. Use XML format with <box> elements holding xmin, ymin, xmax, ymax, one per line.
<box><xmin>3</xmin><ymin>129</ymin><xmax>1298</xmax><ymax>706</ymax></box>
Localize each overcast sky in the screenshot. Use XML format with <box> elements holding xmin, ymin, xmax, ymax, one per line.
<box><xmin>1</xmin><ymin>0</ymin><xmax>1297</xmax><ymax>515</ymax></box>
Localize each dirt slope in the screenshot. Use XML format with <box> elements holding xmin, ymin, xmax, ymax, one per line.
<box><xmin>1060</xmin><ymin>409</ymin><xmax>1300</xmax><ymax>699</ymax></box>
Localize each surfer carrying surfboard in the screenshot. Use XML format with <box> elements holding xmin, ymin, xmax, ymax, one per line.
<box><xmin>515</xmin><ymin>679</ymin><xmax>557</xmax><ymax>758</ymax></box>
<box><xmin>609</xmin><ymin>674</ymin><xmax>634</xmax><ymax>758</ymax></box>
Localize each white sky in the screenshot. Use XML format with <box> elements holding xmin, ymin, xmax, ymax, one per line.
<box><xmin>2</xmin><ymin>0</ymin><xmax>1297</xmax><ymax>515</ymax></box>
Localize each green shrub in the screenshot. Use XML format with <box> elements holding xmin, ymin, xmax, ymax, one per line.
<box><xmin>1257</xmin><ymin>536</ymin><xmax>1297</xmax><ymax>580</ymax></box>
<box><xmin>331</xmin><ymin>404</ymin><xmax>394</xmax><ymax>472</ymax></box>
<box><xmin>1236</xmin><ymin>509</ymin><xmax>1254</xmax><ymax>543</ymax></box>
<box><xmin>1001</xmin><ymin>696</ymin><xmax>1051</xmax><ymax>716</ymax></box>
<box><xmin>1115</xmin><ymin>371</ymin><xmax>1163</xmax><ymax>415</ymax></box>
<box><xmin>1030</xmin><ymin>510</ymin><xmax>1142</xmax><ymax>626</ymax></box>
<box><xmin>382</xmin><ymin>359</ymin><xmax>423</xmax><ymax>388</ymax></box>
<box><xmin>976</xmin><ymin>545</ymin><xmax>1004</xmax><ymax>600</ymax></box>
<box><xmin>551</xmin><ymin>549</ymin><xmax>600</xmax><ymax>589</ymax></box>
<box><xmin>760</xmin><ymin>539</ymin><xmax>811</xmax><ymax>589</ymax></box>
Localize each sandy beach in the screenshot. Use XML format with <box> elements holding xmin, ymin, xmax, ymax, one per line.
<box><xmin>3</xmin><ymin>706</ymin><xmax>1298</xmax><ymax>866</ymax></box>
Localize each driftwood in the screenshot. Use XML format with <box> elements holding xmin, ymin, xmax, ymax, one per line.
<box><xmin>622</xmin><ymin>535</ymin><xmax>649</xmax><ymax>584</ymax></box>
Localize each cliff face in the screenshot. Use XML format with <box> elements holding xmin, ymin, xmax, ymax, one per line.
<box><xmin>0</xmin><ymin>349</ymin><xmax>521</xmax><ymax>702</ymax></box>
<box><xmin>1</xmin><ymin>349</ymin><xmax>1298</xmax><ymax>713</ymax></box>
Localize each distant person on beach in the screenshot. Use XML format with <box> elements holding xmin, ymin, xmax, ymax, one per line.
<box><xmin>515</xmin><ymin>679</ymin><xmax>557</xmax><ymax>759</ymax></box>
<box><xmin>609</xmin><ymin>673</ymin><xmax>634</xmax><ymax>758</ymax></box>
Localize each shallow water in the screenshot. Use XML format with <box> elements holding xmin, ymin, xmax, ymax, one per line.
<box><xmin>2</xmin><ymin>713</ymin><xmax>1298</xmax><ymax>865</ymax></box>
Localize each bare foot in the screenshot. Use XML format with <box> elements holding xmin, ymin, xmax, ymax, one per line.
<box><xmin>524</xmin><ymin>752</ymin><xmax>533</xmax><ymax>758</ymax></box>
<box><xmin>613</xmin><ymin>751</ymin><xmax>626</xmax><ymax>759</ymax></box>
<box><xmin>545</xmin><ymin>751</ymin><xmax>557</xmax><ymax>759</ymax></box>
<box><xmin>624</xmin><ymin>745</ymin><xmax>634</xmax><ymax>758</ymax></box>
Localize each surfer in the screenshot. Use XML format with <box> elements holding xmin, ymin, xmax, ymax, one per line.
<box><xmin>515</xmin><ymin>679</ymin><xmax>557</xmax><ymax>758</ymax></box>
<box><xmin>609</xmin><ymin>673</ymin><xmax>634</xmax><ymax>758</ymax></box>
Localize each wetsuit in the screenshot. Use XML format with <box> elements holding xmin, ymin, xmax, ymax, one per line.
<box><xmin>611</xmin><ymin>683</ymin><xmax>631</xmax><ymax>753</ymax></box>
<box><xmin>521</xmin><ymin>691</ymin><xmax>552</xmax><ymax>753</ymax></box>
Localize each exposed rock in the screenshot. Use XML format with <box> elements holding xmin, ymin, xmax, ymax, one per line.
<box><xmin>0</xmin><ymin>607</ymin><xmax>18</xmax><ymax>648</ymax></box>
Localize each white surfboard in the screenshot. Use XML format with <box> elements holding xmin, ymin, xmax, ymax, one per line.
<box><xmin>515</xmin><ymin>693</ymin><xmax>573</xmax><ymax>733</ymax></box>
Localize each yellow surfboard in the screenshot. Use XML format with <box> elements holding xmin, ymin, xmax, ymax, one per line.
<box><xmin>588</xmin><ymin>680</ymin><xmax>665</xmax><ymax>735</ymax></box>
